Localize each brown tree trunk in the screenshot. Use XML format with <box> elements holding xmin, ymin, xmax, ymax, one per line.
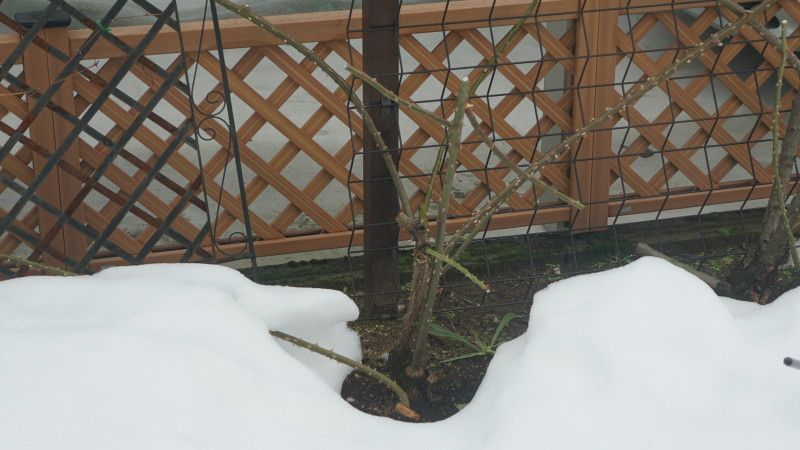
<box><xmin>727</xmin><ymin>95</ymin><xmax>800</xmax><ymax>303</ymax></box>
<box><xmin>386</xmin><ymin>218</ymin><xmax>432</xmax><ymax>404</ymax></box>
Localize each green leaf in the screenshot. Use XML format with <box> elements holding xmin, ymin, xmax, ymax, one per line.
<box><xmin>440</xmin><ymin>351</ymin><xmax>488</xmax><ymax>364</ymax></box>
<box><xmin>428</xmin><ymin>323</ymin><xmax>482</xmax><ymax>352</ymax></box>
<box><xmin>425</xmin><ymin>248</ymin><xmax>490</xmax><ymax>292</ymax></box>
<box><xmin>489</xmin><ymin>313</ymin><xmax>522</xmax><ymax>349</ymax></box>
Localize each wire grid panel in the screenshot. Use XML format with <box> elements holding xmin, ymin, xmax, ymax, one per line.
<box><xmin>366</xmin><ymin>0</ymin><xmax>800</xmax><ymax>237</ymax></box>
<box><xmin>2</xmin><ymin>0</ymin><xmax>798</xmax><ymax>272</ymax></box>
<box><xmin>0</xmin><ymin>0</ymin><xmax>212</xmax><ymax>276</ymax></box>
<box><xmin>608</xmin><ymin>0</ymin><xmax>800</xmax><ymax>225</ymax></box>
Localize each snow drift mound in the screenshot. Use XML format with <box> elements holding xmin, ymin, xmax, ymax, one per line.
<box><xmin>1</xmin><ymin>258</ymin><xmax>798</xmax><ymax>449</ymax></box>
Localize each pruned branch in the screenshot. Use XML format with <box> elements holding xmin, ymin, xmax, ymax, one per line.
<box><xmin>346</xmin><ymin>64</ymin><xmax>453</xmax><ymax>128</ymax></box>
<box><xmin>212</xmin><ymin>0</ymin><xmax>413</xmax><ymax>219</ymax></box>
<box><xmin>469</xmin><ymin>0</ymin><xmax>543</xmax><ymax>96</ymax></box>
<box><xmin>770</xmin><ymin>22</ymin><xmax>800</xmax><ymax>269</ymax></box>
<box><xmin>465</xmin><ymin>109</ymin><xmax>585</xmax><ymax>210</ymax></box>
<box><xmin>0</xmin><ymin>254</ymin><xmax>77</xmax><ymax>277</ymax></box>
<box><xmin>635</xmin><ymin>243</ymin><xmax>730</xmax><ymax>292</ymax></box>
<box><xmin>269</xmin><ymin>329</ymin><xmax>416</xmax><ymax>417</ymax></box>
<box><xmin>425</xmin><ymin>247</ymin><xmax>490</xmax><ymax>293</ymax></box>
<box><xmin>443</xmin><ymin>0</ymin><xmax>780</xmax><ymax>261</ymax></box>
<box><xmin>719</xmin><ymin>0</ymin><xmax>800</xmax><ymax>74</ymax></box>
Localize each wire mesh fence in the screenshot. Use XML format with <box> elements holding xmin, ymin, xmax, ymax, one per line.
<box><xmin>0</xmin><ymin>0</ymin><xmax>797</xmax><ymax>318</ymax></box>
<box><xmin>332</xmin><ymin>0</ymin><xmax>800</xmax><ymax>316</ymax></box>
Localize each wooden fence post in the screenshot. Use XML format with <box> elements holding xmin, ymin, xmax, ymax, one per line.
<box><xmin>569</xmin><ymin>0</ymin><xmax>617</xmax><ymax>232</ymax></box>
<box><xmin>362</xmin><ymin>0</ymin><xmax>401</xmax><ymax>317</ymax></box>
<box><xmin>18</xmin><ymin>9</ymin><xmax>86</xmax><ymax>268</ymax></box>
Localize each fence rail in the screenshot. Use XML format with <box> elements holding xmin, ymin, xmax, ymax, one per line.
<box><xmin>0</xmin><ymin>0</ymin><xmax>798</xmax><ymax>274</ymax></box>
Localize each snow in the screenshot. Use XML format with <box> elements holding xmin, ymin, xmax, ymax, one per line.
<box><xmin>1</xmin><ymin>257</ymin><xmax>798</xmax><ymax>449</ymax></box>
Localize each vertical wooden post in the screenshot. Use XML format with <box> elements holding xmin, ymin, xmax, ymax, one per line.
<box><xmin>362</xmin><ymin>0</ymin><xmax>401</xmax><ymax>317</ymax></box>
<box><xmin>569</xmin><ymin>0</ymin><xmax>616</xmax><ymax>232</ymax></box>
<box><xmin>19</xmin><ymin>10</ymin><xmax>85</xmax><ymax>267</ymax></box>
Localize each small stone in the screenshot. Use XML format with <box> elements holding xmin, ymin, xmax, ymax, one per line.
<box><xmin>346</xmin><ymin>397</ymin><xmax>355</xmax><ymax>403</ymax></box>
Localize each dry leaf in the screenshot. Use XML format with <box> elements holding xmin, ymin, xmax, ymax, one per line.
<box><xmin>394</xmin><ymin>403</ymin><xmax>420</xmax><ymax>421</ymax></box>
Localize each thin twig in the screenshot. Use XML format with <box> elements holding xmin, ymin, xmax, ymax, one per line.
<box><xmin>420</xmin><ymin>141</ymin><xmax>449</xmax><ymax>223</ymax></box>
<box><xmin>719</xmin><ymin>0</ymin><xmax>800</xmax><ymax>74</ymax></box>
<box><xmin>443</xmin><ymin>0</ymin><xmax>780</xmax><ymax>260</ymax></box>
<box><xmin>269</xmin><ymin>330</ymin><xmax>414</xmax><ymax>413</ymax></box>
<box><xmin>770</xmin><ymin>22</ymin><xmax>800</xmax><ymax>269</ymax></box>
<box><xmin>0</xmin><ymin>254</ymin><xmax>78</xmax><ymax>277</ymax></box>
<box><xmin>468</xmin><ymin>0</ymin><xmax>543</xmax><ymax>96</ymax></box>
<box><xmin>346</xmin><ymin>64</ymin><xmax>453</xmax><ymax>127</ymax></box>
<box><xmin>212</xmin><ymin>0</ymin><xmax>412</xmax><ymax>218</ymax></box>
<box><xmin>465</xmin><ymin>109</ymin><xmax>584</xmax><ymax>210</ymax></box>
<box><xmin>409</xmin><ymin>79</ymin><xmax>469</xmax><ymax>373</ymax></box>
<box><xmin>425</xmin><ymin>248</ymin><xmax>490</xmax><ymax>292</ymax></box>
<box><xmin>635</xmin><ymin>243</ymin><xmax>729</xmax><ymax>291</ymax></box>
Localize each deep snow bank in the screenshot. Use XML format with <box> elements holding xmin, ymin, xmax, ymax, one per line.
<box><xmin>1</xmin><ymin>258</ymin><xmax>798</xmax><ymax>449</ymax></box>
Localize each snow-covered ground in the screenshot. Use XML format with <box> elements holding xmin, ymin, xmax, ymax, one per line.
<box><xmin>1</xmin><ymin>257</ymin><xmax>798</xmax><ymax>449</ymax></box>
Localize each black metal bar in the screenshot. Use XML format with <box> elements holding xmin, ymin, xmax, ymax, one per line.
<box><xmin>361</xmin><ymin>0</ymin><xmax>401</xmax><ymax>317</ymax></box>
<box><xmin>76</xmin><ymin>120</ymin><xmax>195</xmax><ymax>270</ymax></box>
<box><xmin>0</xmin><ymin>0</ymin><xmax>175</xmax><ymax>244</ymax></box>
<box><xmin>0</xmin><ymin>0</ymin><xmax>62</xmax><ymax>80</ymax></box>
<box><xmin>208</xmin><ymin>0</ymin><xmax>259</xmax><ymax>279</ymax></box>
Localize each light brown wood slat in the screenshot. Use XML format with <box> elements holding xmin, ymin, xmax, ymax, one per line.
<box><xmin>0</xmin><ymin>84</ymin><xmax>32</xmax><ymax>118</ymax></box>
<box><xmin>0</xmin><ymin>150</ymin><xmax>35</xmax><ymax>184</ymax></box>
<box><xmin>268</xmin><ymin>84</ymin><xmax>366</xmax><ymax>230</ymax></box>
<box><xmin>459</xmin><ymin>28</ymin><xmax>573</xmax><ymax>132</ymax></box>
<box><xmin>659</xmin><ymin>12</ymin><xmax>789</xmax><ymax>131</ymax></box>
<box><xmin>82</xmin><ymin>207</ymin><xmax>143</xmax><ymax>255</ymax></box>
<box><xmin>196</xmin><ymin>51</ymin><xmax>364</xmax><ymax>203</ymax></box>
<box><xmin>211</xmin><ymin>45</ymin><xmax>346</xmax><ymax>234</ymax></box>
<box><xmin>611</xmin><ymin>11</ymin><xmax>743</xmax><ymax>191</ymax></box>
<box><xmin>273</xmin><ymin>136</ymin><xmax>363</xmax><ymax>231</ymax></box>
<box><xmin>77</xmin><ymin>83</ymin><xmax>285</xmax><ymax>242</ymax></box>
<box><xmin>616</xmin><ymin>96</ymin><xmax>714</xmax><ymax>190</ymax></box>
<box><xmin>327</xmin><ymin>37</ymin><xmax>472</xmax><ymax>216</ymax></box>
<box><xmin>117</xmin><ymin>56</ymin><xmax>317</xmax><ymax>239</ymax></box>
<box><xmin>0</xmin><ymin>208</ymin><xmax>38</xmax><ymax>255</ymax></box>
<box><xmin>21</xmin><ymin>30</ymin><xmax>68</xmax><ymax>267</ymax></box>
<box><xmin>399</xmin><ymin>34</ymin><xmax>536</xmax><ymax>210</ymax></box>
<box><xmin>465</xmin><ymin>91</ymin><xmax>575</xmax><ymax>209</ymax></box>
<box><xmin>185</xmin><ymin>80</ymin><xmax>352</xmax><ymax>235</ymax></box>
<box><xmin>69</xmin><ymin>76</ymin><xmax>202</xmax><ymax>240</ymax></box>
<box><xmin>259</xmin><ymin>45</ymin><xmax>364</xmax><ymax>138</ymax></box>
<box><xmin>462</xmin><ymin>27</ymin><xmax>580</xmax><ymax>208</ymax></box>
<box><xmin>63</xmin><ymin>0</ymin><xmax>744</xmax><ymax>60</ymax></box>
<box><xmin>617</xmin><ymin>29</ymin><xmax>772</xmax><ymax>184</ymax></box>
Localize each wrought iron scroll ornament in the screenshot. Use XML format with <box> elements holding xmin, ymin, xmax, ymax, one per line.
<box><xmin>0</xmin><ymin>0</ymin><xmax>259</xmax><ymax>278</ymax></box>
<box><xmin>192</xmin><ymin>0</ymin><xmax>260</xmax><ymax>277</ymax></box>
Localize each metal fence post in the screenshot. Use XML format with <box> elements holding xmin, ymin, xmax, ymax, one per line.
<box><xmin>569</xmin><ymin>0</ymin><xmax>616</xmax><ymax>232</ymax></box>
<box><xmin>362</xmin><ymin>0</ymin><xmax>402</xmax><ymax>317</ymax></box>
<box><xmin>18</xmin><ymin>9</ymin><xmax>86</xmax><ymax>267</ymax></box>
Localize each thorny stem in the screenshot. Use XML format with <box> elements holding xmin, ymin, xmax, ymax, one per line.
<box><xmin>771</xmin><ymin>22</ymin><xmax>800</xmax><ymax>269</ymax></box>
<box><xmin>408</xmin><ymin>79</ymin><xmax>469</xmax><ymax>375</ymax></box>
<box><xmin>420</xmin><ymin>141</ymin><xmax>449</xmax><ymax>224</ymax></box>
<box><xmin>212</xmin><ymin>0</ymin><xmax>413</xmax><ymax>218</ymax></box>
<box><xmin>465</xmin><ymin>109</ymin><xmax>585</xmax><ymax>210</ymax></box>
<box><xmin>719</xmin><ymin>0</ymin><xmax>800</xmax><ymax>74</ymax></box>
<box><xmin>0</xmin><ymin>254</ymin><xmax>78</xmax><ymax>277</ymax></box>
<box><xmin>269</xmin><ymin>330</ymin><xmax>413</xmax><ymax>410</ymax></box>
<box><xmin>346</xmin><ymin>64</ymin><xmax>453</xmax><ymax>128</ymax></box>
<box><xmin>421</xmin><ymin>0</ymin><xmax>541</xmax><ymax>225</ymax></box>
<box><xmin>425</xmin><ymin>247</ymin><xmax>490</xmax><ymax>293</ymax></box>
<box><xmin>443</xmin><ymin>0</ymin><xmax>780</xmax><ymax>260</ymax></box>
<box><xmin>468</xmin><ymin>0</ymin><xmax>543</xmax><ymax>97</ymax></box>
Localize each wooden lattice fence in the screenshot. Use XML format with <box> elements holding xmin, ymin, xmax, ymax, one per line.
<box><xmin>0</xmin><ymin>0</ymin><xmax>798</xmax><ymax>274</ymax></box>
